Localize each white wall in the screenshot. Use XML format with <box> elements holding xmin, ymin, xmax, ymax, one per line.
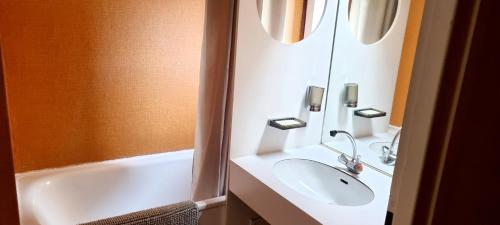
<box><xmin>230</xmin><ymin>0</ymin><xmax>338</xmax><ymax>158</ymax></box>
<box><xmin>322</xmin><ymin>0</ymin><xmax>410</xmax><ymax>140</ymax></box>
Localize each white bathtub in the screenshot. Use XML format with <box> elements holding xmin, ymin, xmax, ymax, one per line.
<box><xmin>16</xmin><ymin>150</ymin><xmax>194</xmax><ymax>225</ymax></box>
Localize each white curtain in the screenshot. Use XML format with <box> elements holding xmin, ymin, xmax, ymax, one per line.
<box><xmin>258</xmin><ymin>0</ymin><xmax>287</xmax><ymax>41</ymax></box>
<box><xmin>191</xmin><ymin>0</ymin><xmax>237</xmax><ymax>201</ymax></box>
<box><xmin>304</xmin><ymin>0</ymin><xmax>327</xmax><ymax>36</ymax></box>
<box><xmin>349</xmin><ymin>0</ymin><xmax>397</xmax><ymax>43</ymax></box>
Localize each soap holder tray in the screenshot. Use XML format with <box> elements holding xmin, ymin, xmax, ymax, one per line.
<box><xmin>354</xmin><ymin>108</ymin><xmax>387</xmax><ymax>118</ymax></box>
<box><xmin>268</xmin><ymin>118</ymin><xmax>307</xmax><ymax>130</ymax></box>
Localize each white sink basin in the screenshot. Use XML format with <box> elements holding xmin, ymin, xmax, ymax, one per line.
<box><xmin>273</xmin><ymin>159</ymin><xmax>374</xmax><ymax>206</ymax></box>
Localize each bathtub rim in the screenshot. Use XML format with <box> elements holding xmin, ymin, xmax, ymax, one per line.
<box><xmin>16</xmin><ymin>149</ymin><xmax>194</xmax><ymax>179</ymax></box>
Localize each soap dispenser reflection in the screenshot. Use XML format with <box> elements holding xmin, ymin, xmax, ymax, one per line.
<box><xmin>307</xmin><ymin>86</ymin><xmax>325</xmax><ymax>112</ymax></box>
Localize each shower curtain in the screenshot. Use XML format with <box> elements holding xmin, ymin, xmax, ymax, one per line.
<box><xmin>191</xmin><ymin>0</ymin><xmax>237</xmax><ymax>201</ymax></box>
<box><xmin>349</xmin><ymin>0</ymin><xmax>397</xmax><ymax>43</ymax></box>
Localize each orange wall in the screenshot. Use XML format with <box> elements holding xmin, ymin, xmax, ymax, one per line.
<box><xmin>0</xmin><ymin>0</ymin><xmax>205</xmax><ymax>172</ymax></box>
<box><xmin>390</xmin><ymin>0</ymin><xmax>426</xmax><ymax>126</ymax></box>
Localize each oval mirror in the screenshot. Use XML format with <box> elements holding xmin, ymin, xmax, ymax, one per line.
<box><xmin>257</xmin><ymin>0</ymin><xmax>327</xmax><ymax>44</ymax></box>
<box><xmin>348</xmin><ymin>0</ymin><xmax>398</xmax><ymax>44</ymax></box>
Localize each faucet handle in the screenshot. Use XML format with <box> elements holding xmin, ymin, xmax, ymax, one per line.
<box><xmin>338</xmin><ymin>153</ymin><xmax>349</xmax><ymax>164</ymax></box>
<box><xmin>351</xmin><ymin>155</ymin><xmax>363</xmax><ymax>173</ymax></box>
<box><xmin>338</xmin><ymin>154</ymin><xmax>363</xmax><ymax>174</ymax></box>
<box><xmin>382</xmin><ymin>145</ymin><xmax>397</xmax><ymax>164</ymax></box>
<box><xmin>353</xmin><ymin>161</ymin><xmax>363</xmax><ymax>173</ymax></box>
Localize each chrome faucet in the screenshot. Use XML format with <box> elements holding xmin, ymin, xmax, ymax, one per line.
<box><xmin>382</xmin><ymin>129</ymin><xmax>401</xmax><ymax>165</ymax></box>
<box><xmin>330</xmin><ymin>130</ymin><xmax>363</xmax><ymax>174</ymax></box>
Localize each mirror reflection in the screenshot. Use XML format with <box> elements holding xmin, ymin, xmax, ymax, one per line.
<box><xmin>257</xmin><ymin>0</ymin><xmax>327</xmax><ymax>44</ymax></box>
<box><xmin>348</xmin><ymin>0</ymin><xmax>398</xmax><ymax>44</ymax></box>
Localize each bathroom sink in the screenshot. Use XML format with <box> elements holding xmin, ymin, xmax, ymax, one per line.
<box><xmin>273</xmin><ymin>159</ymin><xmax>374</xmax><ymax>206</ymax></box>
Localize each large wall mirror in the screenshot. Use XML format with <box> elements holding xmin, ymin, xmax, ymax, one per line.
<box><xmin>256</xmin><ymin>0</ymin><xmax>327</xmax><ymax>44</ymax></box>
<box><xmin>348</xmin><ymin>0</ymin><xmax>398</xmax><ymax>44</ymax></box>
<box><xmin>321</xmin><ymin>0</ymin><xmax>412</xmax><ymax>176</ymax></box>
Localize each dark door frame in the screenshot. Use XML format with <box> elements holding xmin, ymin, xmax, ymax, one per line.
<box><xmin>0</xmin><ymin>44</ymin><xmax>21</xmax><ymax>225</ymax></box>
<box><xmin>393</xmin><ymin>0</ymin><xmax>498</xmax><ymax>224</ymax></box>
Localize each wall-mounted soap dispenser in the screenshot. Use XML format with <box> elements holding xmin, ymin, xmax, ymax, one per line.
<box><xmin>307</xmin><ymin>86</ymin><xmax>325</xmax><ymax>112</ymax></box>
<box><xmin>344</xmin><ymin>83</ymin><xmax>358</xmax><ymax>108</ymax></box>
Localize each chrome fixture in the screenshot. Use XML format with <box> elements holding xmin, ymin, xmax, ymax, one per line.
<box><xmin>344</xmin><ymin>83</ymin><xmax>358</xmax><ymax>108</ymax></box>
<box><xmin>329</xmin><ymin>130</ymin><xmax>363</xmax><ymax>174</ymax></box>
<box><xmin>382</xmin><ymin>129</ymin><xmax>401</xmax><ymax>165</ymax></box>
<box><xmin>307</xmin><ymin>86</ymin><xmax>325</xmax><ymax>112</ymax></box>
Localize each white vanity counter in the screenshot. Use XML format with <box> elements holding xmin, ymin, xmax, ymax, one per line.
<box><xmin>229</xmin><ymin>145</ymin><xmax>392</xmax><ymax>225</ymax></box>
